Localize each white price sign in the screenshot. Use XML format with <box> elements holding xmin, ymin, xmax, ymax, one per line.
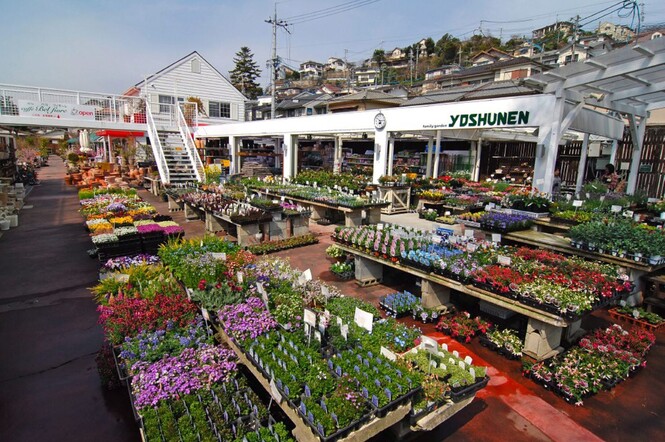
<box><xmin>572</xmin><ymin>200</ymin><xmax>583</xmax><ymax>207</ymax></box>
<box><xmin>354</xmin><ymin>307</ymin><xmax>373</xmax><ymax>333</ymax></box>
<box><xmin>497</xmin><ymin>255</ymin><xmax>512</xmax><ymax>266</ymax></box>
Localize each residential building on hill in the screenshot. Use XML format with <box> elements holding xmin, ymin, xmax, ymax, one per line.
<box><xmin>597</xmin><ymin>22</ymin><xmax>635</xmax><ymax>42</ymax></box>
<box><xmin>532</xmin><ymin>21</ymin><xmax>573</xmax><ymax>39</ymax></box>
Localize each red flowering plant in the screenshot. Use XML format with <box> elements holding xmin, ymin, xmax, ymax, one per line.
<box><xmin>97</xmin><ymin>293</ymin><xmax>198</xmax><ymax>345</ymax></box>
<box><xmin>436</xmin><ymin>311</ymin><xmax>491</xmax><ymax>343</ymax></box>
<box><xmin>472</xmin><ymin>265</ymin><xmax>532</xmax><ymax>294</ymax></box>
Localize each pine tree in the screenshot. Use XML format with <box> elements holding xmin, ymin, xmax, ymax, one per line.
<box><xmin>229</xmin><ymin>47</ymin><xmax>263</xmax><ymax>99</ymax></box>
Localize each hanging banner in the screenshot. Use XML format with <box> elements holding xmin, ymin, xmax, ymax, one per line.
<box><xmin>18</xmin><ymin>100</ymin><xmax>96</xmax><ymax>121</ymax></box>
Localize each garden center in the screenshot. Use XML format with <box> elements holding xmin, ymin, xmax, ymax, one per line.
<box><xmin>1</xmin><ymin>38</ymin><xmax>665</xmax><ymax>442</ymax></box>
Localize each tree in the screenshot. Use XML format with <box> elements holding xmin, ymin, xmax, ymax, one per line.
<box><xmin>372</xmin><ymin>49</ymin><xmax>386</xmax><ymax>66</ymax></box>
<box><xmin>229</xmin><ymin>47</ymin><xmax>263</xmax><ymax>99</ymax></box>
<box><xmin>434</xmin><ymin>33</ymin><xmax>461</xmax><ymax>65</ymax></box>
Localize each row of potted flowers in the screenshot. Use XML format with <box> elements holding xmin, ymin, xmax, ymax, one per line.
<box><xmin>332</xmin><ymin>225</ymin><xmax>633</xmax><ymax>320</ymax></box>
<box><xmin>524</xmin><ymin>324</ymin><xmax>655</xmax><ymax>405</ymax></box>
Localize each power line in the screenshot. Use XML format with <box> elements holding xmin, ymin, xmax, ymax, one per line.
<box><xmin>284</xmin><ymin>0</ymin><xmax>381</xmax><ymax>25</ymax></box>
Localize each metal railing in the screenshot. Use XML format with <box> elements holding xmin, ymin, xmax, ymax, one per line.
<box><xmin>176</xmin><ymin>102</ymin><xmax>204</xmax><ymax>182</ymax></box>
<box><xmin>145</xmin><ymin>104</ymin><xmax>170</xmax><ymax>184</ymax></box>
<box><xmin>0</xmin><ymin>83</ymin><xmax>151</xmax><ymax>124</ymax></box>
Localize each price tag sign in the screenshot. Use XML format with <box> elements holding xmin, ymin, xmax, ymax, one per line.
<box><xmin>572</xmin><ymin>200</ymin><xmax>583</xmax><ymax>207</ymax></box>
<box><xmin>380</xmin><ymin>346</ymin><xmax>397</xmax><ymax>361</ymax></box>
<box><xmin>377</xmin><ymin>223</ymin><xmax>384</xmax><ymax>231</ymax></box>
<box><xmin>498</xmin><ymin>255</ymin><xmax>512</xmax><ymax>266</ymax></box>
<box><xmin>314</xmin><ymin>331</ymin><xmax>322</xmax><ymax>342</ymax></box>
<box><xmin>303</xmin><ymin>308</ymin><xmax>317</xmax><ymax>327</ymax></box>
<box><xmin>420</xmin><ymin>335</ymin><xmax>438</xmax><ymax>351</ymax></box>
<box><xmin>112</xmin><ymin>273</ymin><xmax>130</xmax><ymax>283</ymax></box>
<box><xmin>237</xmin><ymin>272</ymin><xmax>244</xmax><ymax>284</ymax></box>
<box><xmin>336</xmin><ymin>316</ymin><xmax>343</xmax><ymax>327</ymax></box>
<box><xmin>212</xmin><ymin>252</ymin><xmax>227</xmax><ymax>261</ymax></box>
<box><xmin>467</xmin><ymin>243</ymin><xmax>478</xmax><ymax>253</ymax></box>
<box><xmin>321</xmin><ymin>285</ymin><xmax>330</xmax><ymax>298</ymax></box>
<box><xmin>599</xmin><ymin>195</ymin><xmax>606</xmax><ymax>202</ymax></box>
<box><xmin>661</xmin><ymin>212</ymin><xmax>665</xmax><ymax>220</ymax></box>
<box><xmin>624</xmin><ymin>210</ymin><xmax>634</xmax><ymax>218</ymax></box>
<box><xmin>465</xmin><ymin>229</ymin><xmax>475</xmax><ymax>238</ymax></box>
<box><xmin>303</xmin><ymin>269</ymin><xmax>312</xmax><ymax>282</ymax></box>
<box><xmin>354</xmin><ymin>307</ymin><xmax>373</xmax><ymax>333</ymax></box>
<box><xmin>341</xmin><ymin>324</ymin><xmax>348</xmax><ymax>340</ymax></box>
<box><xmin>269</xmin><ymin>379</ymin><xmax>283</xmax><ymax>403</ymax></box>
<box><xmin>201</xmin><ymin>308</ymin><xmax>211</xmax><ymax>321</ymax></box>
<box><xmin>611</xmin><ymin>205</ymin><xmax>622</xmax><ymax>213</ymax></box>
<box><xmin>491</xmin><ymin>233</ymin><xmax>502</xmax><ymax>243</ymax></box>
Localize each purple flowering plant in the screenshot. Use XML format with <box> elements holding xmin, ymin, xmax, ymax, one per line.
<box><xmin>218</xmin><ymin>297</ymin><xmax>277</xmax><ymax>341</ymax></box>
<box><xmin>131</xmin><ymin>344</ymin><xmax>237</xmax><ymax>409</ymax></box>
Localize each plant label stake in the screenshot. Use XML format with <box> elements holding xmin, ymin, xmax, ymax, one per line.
<box><xmin>380</xmin><ymin>346</ymin><xmax>397</xmax><ymax>361</ymax></box>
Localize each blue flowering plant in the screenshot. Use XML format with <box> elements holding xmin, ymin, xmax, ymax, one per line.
<box><xmin>330</xmin><ymin>348</ymin><xmax>423</xmax><ymax>411</ymax></box>
<box><xmin>379</xmin><ymin>291</ymin><xmax>420</xmax><ymax>317</ymax></box>
<box><xmin>118</xmin><ymin>315</ymin><xmax>213</xmax><ymax>375</ymax></box>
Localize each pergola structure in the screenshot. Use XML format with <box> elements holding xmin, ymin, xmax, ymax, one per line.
<box><xmin>526</xmin><ymin>37</ymin><xmax>665</xmax><ymax>194</ymax></box>
<box><xmin>196</xmin><ymin>38</ymin><xmax>665</xmax><ymax>194</ymax></box>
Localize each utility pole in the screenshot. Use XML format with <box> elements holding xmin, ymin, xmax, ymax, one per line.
<box><xmin>344</xmin><ymin>48</ymin><xmax>350</xmax><ymax>91</ymax></box>
<box><xmin>265</xmin><ymin>4</ymin><xmax>288</xmax><ymax>119</ymax></box>
<box><xmin>409</xmin><ymin>49</ymin><xmax>414</xmax><ymax>86</ymax></box>
<box><xmin>571</xmin><ymin>14</ymin><xmax>580</xmax><ymax>63</ymax></box>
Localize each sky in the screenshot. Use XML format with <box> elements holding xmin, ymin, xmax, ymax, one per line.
<box><xmin>1</xmin><ymin>0</ymin><xmax>663</xmax><ymax>94</ymax></box>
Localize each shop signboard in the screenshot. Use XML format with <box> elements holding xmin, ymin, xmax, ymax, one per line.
<box><xmin>18</xmin><ymin>100</ymin><xmax>96</xmax><ymax>121</ymax></box>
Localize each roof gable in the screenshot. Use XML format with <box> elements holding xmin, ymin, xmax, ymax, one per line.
<box><xmin>129</xmin><ymin>51</ymin><xmax>246</xmax><ymax>101</ymax></box>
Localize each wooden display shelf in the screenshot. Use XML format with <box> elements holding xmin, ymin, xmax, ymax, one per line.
<box><xmin>214</xmin><ymin>325</ymin><xmax>470</xmax><ymax>441</ymax></box>
<box><xmin>335</xmin><ymin>244</ymin><xmax>568</xmax><ymax>327</ymax></box>
<box><xmin>503</xmin><ymin>230</ymin><xmax>665</xmax><ymax>274</ymax></box>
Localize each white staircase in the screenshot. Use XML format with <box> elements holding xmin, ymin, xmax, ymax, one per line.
<box><xmin>145</xmin><ymin>102</ymin><xmax>204</xmax><ymax>185</ymax></box>
<box><xmin>158</xmin><ymin>131</ymin><xmax>199</xmax><ymax>183</ymax></box>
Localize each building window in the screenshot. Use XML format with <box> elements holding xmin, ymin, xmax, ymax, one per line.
<box><xmin>191</xmin><ymin>59</ymin><xmax>201</xmax><ymax>73</ymax></box>
<box><xmin>159</xmin><ymin>95</ymin><xmax>175</xmax><ymax>113</ymax></box>
<box><xmin>209</xmin><ymin>101</ymin><xmax>231</xmax><ymax>118</ymax></box>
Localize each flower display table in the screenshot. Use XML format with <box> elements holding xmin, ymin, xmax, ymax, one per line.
<box><xmin>259</xmin><ymin>190</ymin><xmax>387</xmax><ymax>227</ymax></box>
<box><xmin>504</xmin><ymin>229</ymin><xmax>665</xmax><ymax>303</ymax></box>
<box><xmin>143</xmin><ymin>176</ymin><xmax>161</xmax><ymax>197</ymax></box>
<box><xmin>335</xmin><ymin>244</ymin><xmax>578</xmax><ymax>361</ymax></box>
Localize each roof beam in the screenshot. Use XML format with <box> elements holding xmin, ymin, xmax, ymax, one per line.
<box><xmin>563</xmin><ymin>90</ymin><xmax>647</xmax><ymax>117</ymax></box>
<box><xmin>584</xmin><ymin>59</ymin><xmax>607</xmax><ymax>69</ymax></box>
<box><xmin>543</xmin><ymin>71</ymin><xmax>567</xmax><ymax>81</ymax></box>
<box><xmin>623</xmin><ymin>73</ymin><xmax>652</xmax><ymax>86</ymax></box>
<box><xmin>633</xmin><ymin>44</ymin><xmax>655</xmax><ymax>57</ymax></box>
<box><xmin>543</xmin><ymin>51</ymin><xmax>665</xmax><ymax>92</ymax></box>
<box><xmin>608</xmin><ymin>78</ymin><xmax>665</xmax><ymax>101</ymax></box>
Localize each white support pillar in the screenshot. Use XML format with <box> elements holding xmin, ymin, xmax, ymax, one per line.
<box><xmin>533</xmin><ymin>94</ymin><xmax>568</xmax><ymax>194</ymax></box>
<box><xmin>293</xmin><ymin>136</ymin><xmax>299</xmax><ymax>178</ymax></box>
<box><xmin>283</xmin><ymin>134</ymin><xmax>297</xmax><ymax>180</ymax></box>
<box><xmin>229</xmin><ymin>136</ymin><xmax>238</xmax><ymax>174</ymax></box>
<box><xmin>575</xmin><ymin>133</ymin><xmax>590</xmax><ymax>193</ymax></box>
<box><xmin>432</xmin><ymin>130</ymin><xmax>442</xmax><ymax>178</ymax></box>
<box><xmin>472</xmin><ymin>138</ymin><xmax>482</xmax><ymax>182</ymax></box>
<box><xmin>102</xmin><ymin>136</ymin><xmax>108</xmax><ymax>162</ymax></box>
<box><xmin>372</xmin><ymin>130</ymin><xmax>389</xmax><ymax>184</ymax></box>
<box><xmin>425</xmin><ymin>135</ymin><xmax>433</xmax><ymax>178</ymax></box>
<box><xmin>333</xmin><ymin>136</ymin><xmax>342</xmax><ymax>174</ymax></box>
<box><xmin>609</xmin><ymin>139</ymin><xmax>618</xmax><ymax>166</ymax></box>
<box><xmin>386</xmin><ymin>135</ymin><xmax>395</xmax><ymax>176</ymax></box>
<box><xmin>274</xmin><ymin>137</ymin><xmax>281</xmax><ymax>169</ymax></box>
<box><xmin>626</xmin><ymin>114</ymin><xmax>647</xmax><ymax>195</ymax></box>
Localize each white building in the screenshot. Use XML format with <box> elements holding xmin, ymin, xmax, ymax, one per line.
<box><xmin>122</xmin><ymin>51</ymin><xmax>247</xmax><ymax>124</ymax></box>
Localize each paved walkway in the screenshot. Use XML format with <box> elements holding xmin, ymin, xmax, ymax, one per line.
<box><xmin>0</xmin><ymin>157</ymin><xmax>137</xmax><ymax>442</ymax></box>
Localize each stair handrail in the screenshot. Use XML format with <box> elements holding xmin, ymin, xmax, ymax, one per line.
<box><xmin>176</xmin><ymin>102</ymin><xmax>204</xmax><ymax>183</ymax></box>
<box><xmin>145</xmin><ymin>103</ymin><xmax>170</xmax><ymax>184</ymax></box>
